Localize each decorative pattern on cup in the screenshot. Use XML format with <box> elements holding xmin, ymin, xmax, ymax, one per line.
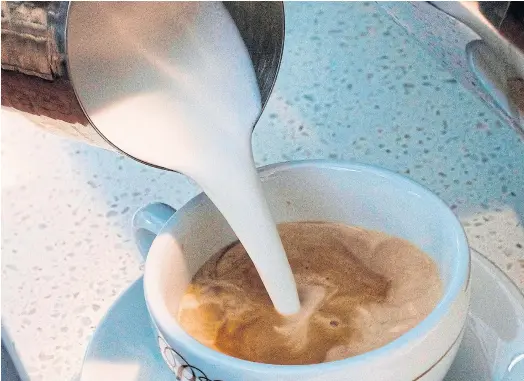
<box><xmin>157</xmin><ymin>336</ymin><xmax>223</xmax><ymax>381</ymax></box>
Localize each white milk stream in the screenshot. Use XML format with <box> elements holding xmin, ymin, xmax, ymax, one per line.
<box><xmin>68</xmin><ymin>2</ymin><xmax>300</xmax><ymax>314</ymax></box>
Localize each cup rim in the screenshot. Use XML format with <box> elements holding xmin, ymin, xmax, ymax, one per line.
<box><xmin>144</xmin><ymin>159</ymin><xmax>471</xmax><ymax>373</ymax></box>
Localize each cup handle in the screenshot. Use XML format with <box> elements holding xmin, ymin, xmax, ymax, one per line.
<box><xmin>132</xmin><ymin>202</ymin><xmax>176</xmax><ymax>260</ymax></box>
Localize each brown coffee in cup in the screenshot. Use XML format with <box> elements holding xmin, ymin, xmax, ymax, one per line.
<box><xmin>177</xmin><ymin>222</ymin><xmax>442</xmax><ymax>365</ymax></box>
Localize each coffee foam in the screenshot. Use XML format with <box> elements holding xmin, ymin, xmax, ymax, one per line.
<box><xmin>177</xmin><ymin>222</ymin><xmax>442</xmax><ymax>365</ymax></box>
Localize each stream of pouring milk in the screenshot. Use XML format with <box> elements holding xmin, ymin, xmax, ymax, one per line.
<box><xmin>69</xmin><ymin>2</ymin><xmax>300</xmax><ymax>314</ymax></box>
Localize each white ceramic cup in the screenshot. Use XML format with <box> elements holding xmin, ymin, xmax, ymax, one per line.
<box><xmin>132</xmin><ymin>160</ymin><xmax>471</xmax><ymax>381</ymax></box>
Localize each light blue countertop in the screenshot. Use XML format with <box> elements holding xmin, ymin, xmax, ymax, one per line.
<box><xmin>2</xmin><ymin>2</ymin><xmax>523</xmax><ymax>380</ymax></box>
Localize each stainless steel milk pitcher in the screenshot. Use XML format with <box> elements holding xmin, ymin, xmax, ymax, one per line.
<box><xmin>1</xmin><ymin>1</ymin><xmax>284</xmax><ymax>159</ymax></box>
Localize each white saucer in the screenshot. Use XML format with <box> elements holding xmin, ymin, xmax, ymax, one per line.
<box><xmin>81</xmin><ymin>250</ymin><xmax>524</xmax><ymax>381</ymax></box>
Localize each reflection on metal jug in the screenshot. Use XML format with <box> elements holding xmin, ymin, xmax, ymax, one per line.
<box><xmin>380</xmin><ymin>1</ymin><xmax>524</xmax><ymax>136</ymax></box>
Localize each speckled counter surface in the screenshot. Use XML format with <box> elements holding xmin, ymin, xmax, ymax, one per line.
<box><xmin>2</xmin><ymin>3</ymin><xmax>523</xmax><ymax>381</ymax></box>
